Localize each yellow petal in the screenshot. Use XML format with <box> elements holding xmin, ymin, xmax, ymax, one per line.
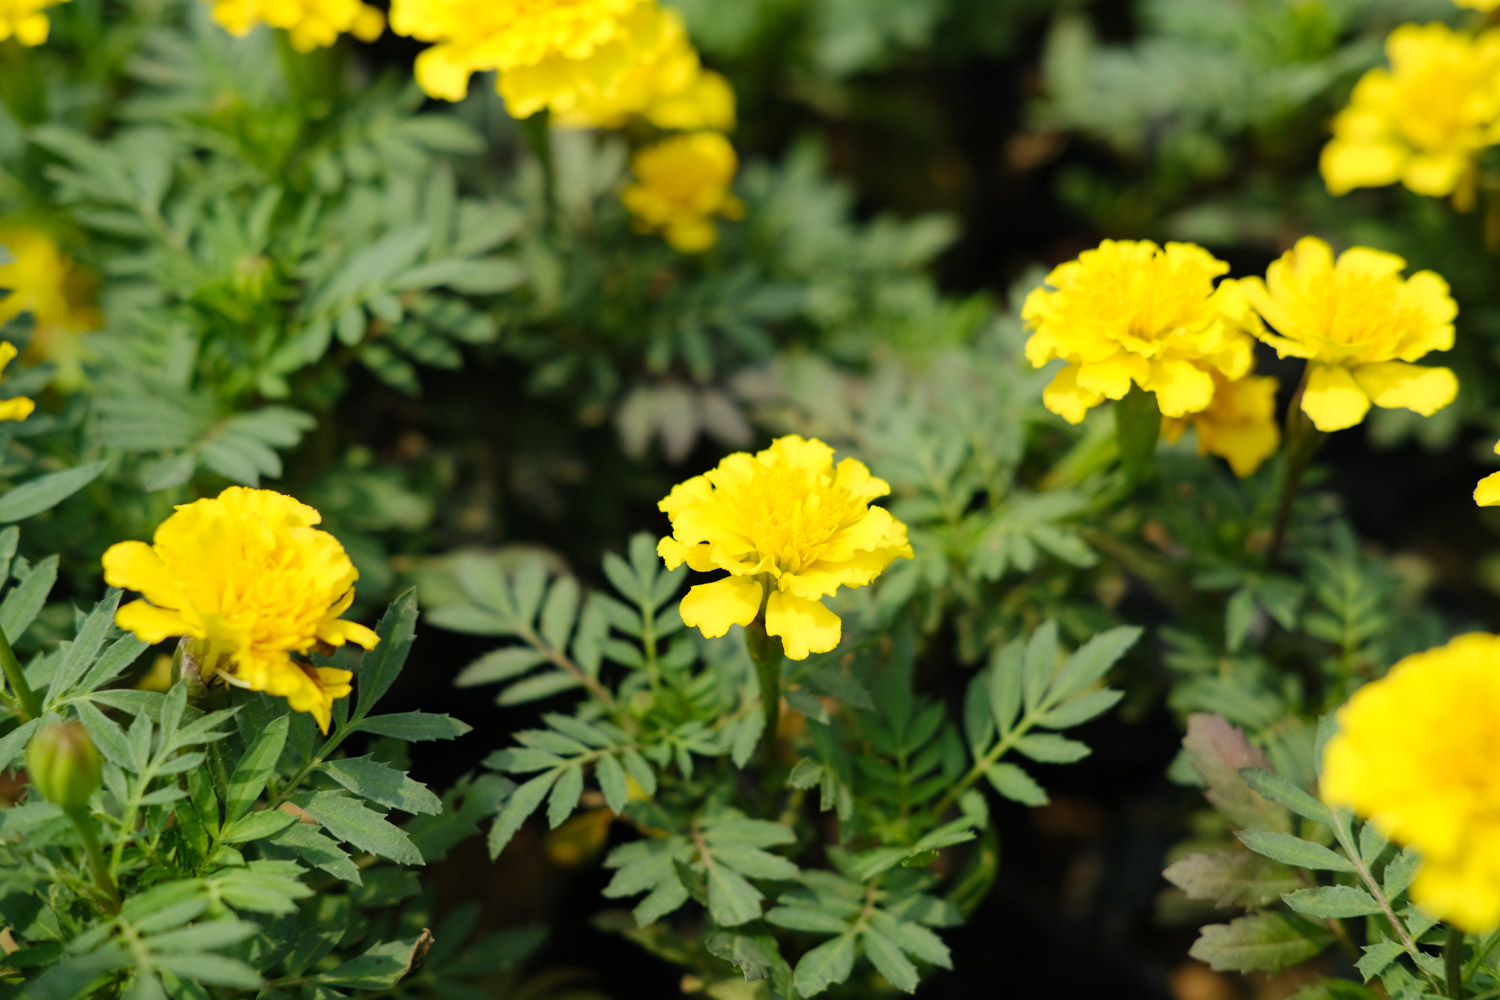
<box><xmin>317</xmin><ymin>619</ymin><xmax>379</xmax><ymax>650</ymax></box>
<box><xmin>1412</xmin><ymin>855</ymin><xmax>1500</xmax><ymax>934</ymax></box>
<box><xmin>1351</xmin><ymin>361</ymin><xmax>1458</xmax><ymax>417</ymax></box>
<box><xmin>115</xmin><ymin>600</ymin><xmax>196</xmax><ymax>645</ymax></box>
<box><xmin>0</xmin><ymin>396</ymin><xmax>34</xmax><ymax>421</ymax></box>
<box><xmin>1403</xmin><ymin>153</ymin><xmax>1468</xmax><ymax>198</ymax></box>
<box><xmin>1301</xmin><ymin>364</ymin><xmax>1371</xmax><ymax>432</ymax></box>
<box><xmin>1320</xmin><ymin>140</ymin><xmax>1404</xmax><ymax>196</ymax></box>
<box><xmin>1475</xmin><ymin>472</ymin><xmax>1500</xmax><ymax>507</ymax></box>
<box><xmin>678</xmin><ymin>576</ymin><xmax>763</xmax><ymax>639</ymax></box>
<box><xmin>1042</xmin><ymin>364</ymin><xmax>1105</xmax><ymax>425</ymax></box>
<box><xmin>414</xmin><ymin>47</ymin><xmax>477</xmax><ymax>102</ymax></box>
<box><xmin>102</xmin><ymin>541</ymin><xmax>182</xmax><ymax>608</ymax></box>
<box><xmin>765</xmin><ymin>591</ymin><xmax>840</xmax><ymax>661</ymax></box>
<box><xmin>1146</xmin><ymin>357</ymin><xmax>1214</xmax><ymax>418</ymax></box>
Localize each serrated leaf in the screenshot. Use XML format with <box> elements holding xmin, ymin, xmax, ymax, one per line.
<box><xmin>546</xmin><ymin>765</ymin><xmax>584</xmax><ymax>829</ymax></box>
<box><xmin>45</xmin><ymin>590</ymin><xmax>121</xmax><ymax>707</ymax></box>
<box><xmin>1236</xmin><ymin>831</ymin><xmax>1355</xmax><ymax>873</ymax></box>
<box><xmin>1038</xmin><ymin>688</ymin><xmax>1123</xmax><ymax>729</ymax></box>
<box><xmin>354</xmin><ymin>592</ymin><xmax>417</xmax><ymax>718</ymax></box>
<box><xmin>297</xmin><ymin>791</ymin><xmax>422</xmax><ymax>865</ymax></box>
<box><xmin>596</xmin><ymin>753</ymin><xmax>628</xmax><ymax>814</ymax></box>
<box><xmin>1013</xmin><ymin>733</ymin><xmax>1090</xmax><ymax>763</ymax></box>
<box><xmin>1050</xmin><ymin>626</ymin><xmax>1139</xmax><ymax>701</ymax></box>
<box><xmin>317</xmin><ymin>932</ymin><xmax>433</xmax><ymax>990</ymax></box>
<box><xmin>269</xmin><ymin>823</ymin><xmax>362</xmax><ymax>883</ymax></box>
<box><xmin>0</xmin><ymin>554</ymin><xmax>56</xmax><ymax>639</ymax></box>
<box><xmin>1184</xmin><ymin>714</ymin><xmax>1288</xmax><ymax>833</ymax></box>
<box><xmin>794</xmin><ymin>934</ymin><xmax>856</xmax><ymax>997</ymax></box>
<box><xmin>489</xmin><ymin>771</ymin><xmax>557</xmax><ymax>857</ymax></box>
<box><xmin>1283</xmin><ymin>885</ymin><xmax>1382</xmax><ymax>919</ymax></box>
<box><xmin>1163</xmin><ymin>851</ymin><xmax>1302</xmax><ymax>908</ymax></box>
<box><xmin>985</xmin><ymin>762</ymin><xmax>1047</xmax><ymax>806</ymax></box>
<box><xmin>1239</xmin><ymin>767</ymin><xmax>1329</xmax><ymax>825</ymax></box>
<box><xmin>1189</xmin><ymin>913</ymin><xmax>1334</xmax><ymax>973</ymax></box>
<box><xmin>323</xmin><ymin>757</ymin><xmax>442</xmax><ymax>816</ymax></box>
<box><xmin>1021</xmin><ymin>621</ymin><xmax>1058</xmax><ymax>712</ymax></box>
<box><xmin>539</xmin><ymin>576</ymin><xmax>580</xmax><ymax>650</ymax></box>
<box><xmin>1382</xmin><ymin>848</ymin><xmax>1421</xmax><ymax>898</ymax></box>
<box><xmin>1355</xmin><ymin>941</ymin><xmax>1404</xmax><ymax>981</ymax></box>
<box><xmin>225</xmin><ymin>715</ymin><xmax>287</xmax><ymax>827</ymax></box>
<box><xmin>862</xmin><ymin>927</ymin><xmax>919</xmax><ymax>993</ymax></box>
<box><xmin>707</xmin><ymin>863</ymin><xmax>764</xmax><ymax>927</ymax></box>
<box><xmin>454</xmin><ymin>647</ymin><xmax>547</xmax><ymax>687</ymax></box>
<box><xmin>220</xmin><ymin>809</ymin><xmax>298</xmax><ymax>844</ymax></box>
<box><xmin>354</xmin><ymin>712</ymin><xmax>470</xmax><ymax>741</ymax></box>
<box><xmin>0</xmin><ymin>460</ymin><xmax>106</xmax><ymax>523</ymax></box>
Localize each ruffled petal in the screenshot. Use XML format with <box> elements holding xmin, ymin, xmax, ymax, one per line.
<box><xmin>1301</xmin><ymin>364</ymin><xmax>1371</xmax><ymax>432</ymax></box>
<box><xmin>102</xmin><ymin>541</ymin><xmax>184</xmax><ymax>609</ymax></box>
<box><xmin>1146</xmin><ymin>357</ymin><xmax>1215</xmax><ymax>418</ymax></box>
<box><xmin>1351</xmin><ymin>361</ymin><xmax>1458</xmax><ymax>417</ymax></box>
<box><xmin>1042</xmin><ymin>364</ymin><xmax>1105</xmax><ymax>425</ymax></box>
<box><xmin>765</xmin><ymin>591</ymin><xmax>841</xmax><ymax>661</ymax></box>
<box><xmin>317</xmin><ymin>619</ymin><xmax>379</xmax><ymax>650</ymax></box>
<box><xmin>678</xmin><ymin>576</ymin><xmax>763</xmax><ymax>639</ymax></box>
<box><xmin>115</xmin><ymin>601</ymin><xmax>197</xmax><ymax>645</ymax></box>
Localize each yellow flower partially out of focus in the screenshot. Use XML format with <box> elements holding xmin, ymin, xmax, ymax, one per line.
<box><xmin>1456</xmin><ymin>0</ymin><xmax>1500</xmax><ymax>9</ymax></box>
<box><xmin>622</xmin><ymin>132</ymin><xmax>745</xmax><ymax>253</ymax></box>
<box><xmin>0</xmin><ymin>222</ymin><xmax>101</xmax><ymax>390</ymax></box>
<box><xmin>1323</xmin><ymin>633</ymin><xmax>1500</xmax><ymax>932</ymax></box>
<box><xmin>1022</xmin><ymin>240</ymin><xmax>1259</xmax><ymax>425</ymax></box>
<box><xmin>205</xmin><ymin>0</ymin><xmax>385</xmax><ymax>52</ymax></box>
<box><xmin>1475</xmin><ymin>441</ymin><xmax>1500</xmax><ymax>506</ymax></box>
<box><xmin>0</xmin><ymin>344</ymin><xmax>34</xmax><ymax>422</ymax></box>
<box><xmin>554</xmin><ymin>7</ymin><xmax>735</xmax><ymax>131</ymax></box>
<box><xmin>1240</xmin><ymin>237</ymin><xmax>1457</xmax><ymax>433</ymax></box>
<box><xmin>0</xmin><ymin>0</ymin><xmax>66</xmax><ymax>46</ymax></box>
<box><xmin>658</xmin><ymin>436</ymin><xmax>913</xmax><ymax>661</ymax></box>
<box><xmin>102</xmin><ymin>487</ymin><xmax>379</xmax><ymax>732</ymax></box>
<box><xmin>1161</xmin><ymin>372</ymin><xmax>1280</xmax><ymax>477</ymax></box>
<box><xmin>1320</xmin><ymin>24</ymin><xmax>1500</xmax><ymax>203</ymax></box>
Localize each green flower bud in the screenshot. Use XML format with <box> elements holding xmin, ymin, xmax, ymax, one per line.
<box><xmin>26</xmin><ymin>721</ymin><xmax>102</xmax><ymax>811</ymax></box>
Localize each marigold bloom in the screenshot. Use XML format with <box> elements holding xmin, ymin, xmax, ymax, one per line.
<box><xmin>1161</xmin><ymin>372</ymin><xmax>1280</xmax><ymax>477</ymax></box>
<box><xmin>1240</xmin><ymin>237</ymin><xmax>1457</xmax><ymax>433</ymax></box>
<box><xmin>622</xmin><ymin>132</ymin><xmax>745</xmax><ymax>252</ymax></box>
<box><xmin>0</xmin><ymin>222</ymin><xmax>100</xmax><ymax>390</ymax></box>
<box><xmin>658</xmin><ymin>436</ymin><xmax>913</xmax><ymax>661</ymax></box>
<box><xmin>206</xmin><ymin>0</ymin><xmax>384</xmax><ymax>52</ymax></box>
<box><xmin>1320</xmin><ymin>24</ymin><xmax>1500</xmax><ymax>202</ymax></box>
<box><xmin>1022</xmin><ymin>240</ymin><xmax>1259</xmax><ymax>424</ymax></box>
<box><xmin>1323</xmin><ymin>633</ymin><xmax>1500</xmax><ymax>932</ymax></box>
<box><xmin>102</xmin><ymin>488</ymin><xmax>379</xmax><ymax>732</ymax></box>
<box><xmin>391</xmin><ymin>0</ymin><xmax>658</xmax><ymax>117</ymax></box>
<box><xmin>0</xmin><ymin>0</ymin><xmax>65</xmax><ymax>46</ymax></box>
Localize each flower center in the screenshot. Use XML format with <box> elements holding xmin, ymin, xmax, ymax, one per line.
<box><xmin>734</xmin><ymin>465</ymin><xmax>859</xmax><ymax>575</ymax></box>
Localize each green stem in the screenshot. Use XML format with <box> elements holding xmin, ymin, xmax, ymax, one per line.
<box><xmin>66</xmin><ymin>806</ymin><xmax>120</xmax><ymax>914</ymax></box>
<box><xmin>744</xmin><ymin>622</ymin><xmax>782</xmax><ymax>816</ymax></box>
<box><xmin>519</xmin><ymin>109</ymin><xmax>557</xmax><ymax>234</ymax></box>
<box><xmin>0</xmin><ymin>620</ymin><xmax>41</xmax><ymax>722</ymax></box>
<box><xmin>1267</xmin><ymin>368</ymin><xmax>1324</xmax><ymax>569</ymax></box>
<box><xmin>1447</xmin><ymin>926</ymin><xmax>1467</xmax><ymax>999</ymax></box>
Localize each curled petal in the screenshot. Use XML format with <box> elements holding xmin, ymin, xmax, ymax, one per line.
<box><xmin>1301</xmin><ymin>364</ymin><xmax>1371</xmax><ymax>432</ymax></box>
<box><xmin>765</xmin><ymin>591</ymin><xmax>841</xmax><ymax>661</ymax></box>
<box><xmin>1351</xmin><ymin>361</ymin><xmax>1458</xmax><ymax>417</ymax></box>
<box><xmin>1042</xmin><ymin>364</ymin><xmax>1105</xmax><ymax>425</ymax></box>
<box><xmin>679</xmin><ymin>576</ymin><xmax>763</xmax><ymax>639</ymax></box>
<box><xmin>115</xmin><ymin>601</ymin><xmax>196</xmax><ymax>645</ymax></box>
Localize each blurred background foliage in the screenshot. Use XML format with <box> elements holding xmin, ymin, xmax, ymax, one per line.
<box><xmin>5</xmin><ymin>0</ymin><xmax>1500</xmax><ymax>996</ymax></box>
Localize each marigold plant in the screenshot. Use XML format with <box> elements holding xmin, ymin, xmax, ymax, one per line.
<box><xmin>1320</xmin><ymin>23</ymin><xmax>1500</xmax><ymax>203</ymax></box>
<box><xmin>1240</xmin><ymin>236</ymin><xmax>1457</xmax><ymax>433</ymax></box>
<box><xmin>205</xmin><ymin>0</ymin><xmax>385</xmax><ymax>51</ymax></box>
<box><xmin>657</xmin><ymin>435</ymin><xmax>913</xmax><ymax>660</ymax></box>
<box><xmin>1022</xmin><ymin>240</ymin><xmax>1258</xmax><ymax>424</ymax></box>
<box><xmin>1322</xmin><ymin>633</ymin><xmax>1500</xmax><ymax>932</ymax></box>
<box><xmin>1160</xmin><ymin>373</ymin><xmax>1280</xmax><ymax>477</ymax></box>
<box><xmin>622</xmin><ymin>131</ymin><xmax>745</xmax><ymax>252</ymax></box>
<box><xmin>101</xmin><ymin>487</ymin><xmax>379</xmax><ymax>732</ymax></box>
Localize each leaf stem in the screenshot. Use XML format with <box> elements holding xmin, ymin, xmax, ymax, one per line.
<box><xmin>0</xmin><ymin>620</ymin><xmax>41</xmax><ymax>721</ymax></box>
<box><xmin>1329</xmin><ymin>812</ymin><xmax>1438</xmax><ymax>992</ymax></box>
<box><xmin>66</xmin><ymin>806</ymin><xmax>120</xmax><ymax>914</ymax></box>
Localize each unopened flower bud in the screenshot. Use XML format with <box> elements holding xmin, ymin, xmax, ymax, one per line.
<box><xmin>27</xmin><ymin>721</ymin><xmax>102</xmax><ymax>811</ymax></box>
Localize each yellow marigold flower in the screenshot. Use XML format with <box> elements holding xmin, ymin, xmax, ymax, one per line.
<box><xmin>1456</xmin><ymin>0</ymin><xmax>1500</xmax><ymax>9</ymax></box>
<box><xmin>1022</xmin><ymin>240</ymin><xmax>1259</xmax><ymax>425</ymax></box>
<box><xmin>0</xmin><ymin>0</ymin><xmax>65</xmax><ymax>45</ymax></box>
<box><xmin>1320</xmin><ymin>24</ymin><xmax>1500</xmax><ymax>202</ymax></box>
<box><xmin>554</xmin><ymin>7</ymin><xmax>735</xmax><ymax>130</ymax></box>
<box><xmin>0</xmin><ymin>343</ymin><xmax>35</xmax><ymax>422</ymax></box>
<box><xmin>1323</xmin><ymin>633</ymin><xmax>1500</xmax><ymax>932</ymax></box>
<box><xmin>205</xmin><ymin>0</ymin><xmax>384</xmax><ymax>52</ymax></box>
<box><xmin>390</xmin><ymin>0</ymin><xmax>653</xmax><ymax>115</ymax></box>
<box><xmin>658</xmin><ymin>435</ymin><xmax>913</xmax><ymax>661</ymax></box>
<box><xmin>1240</xmin><ymin>236</ymin><xmax>1457</xmax><ymax>433</ymax></box>
<box><xmin>622</xmin><ymin>131</ymin><xmax>745</xmax><ymax>253</ymax></box>
<box><xmin>0</xmin><ymin>222</ymin><xmax>101</xmax><ymax>391</ymax></box>
<box><xmin>1161</xmin><ymin>372</ymin><xmax>1280</xmax><ymax>477</ymax></box>
<box><xmin>1475</xmin><ymin>440</ymin><xmax>1500</xmax><ymax>506</ymax></box>
<box><xmin>101</xmin><ymin>487</ymin><xmax>379</xmax><ymax>732</ymax></box>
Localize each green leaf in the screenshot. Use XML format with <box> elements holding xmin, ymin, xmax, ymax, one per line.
<box><xmin>489</xmin><ymin>771</ymin><xmax>557</xmax><ymax>858</ymax></box>
<box><xmin>454</xmin><ymin>647</ymin><xmax>547</xmax><ymax>687</ymax></box>
<box><xmin>862</xmin><ymin>927</ymin><xmax>919</xmax><ymax>993</ymax></box>
<box><xmin>707</xmin><ymin>863</ymin><xmax>763</xmax><ymax>927</ymax></box>
<box><xmin>1183</xmin><ymin>713</ymin><xmax>1288</xmax><ymax>832</ymax></box>
<box><xmin>1355</xmin><ymin>941</ymin><xmax>1405</xmax><ymax>981</ymax></box>
<box><xmin>1021</xmin><ymin>621</ymin><xmax>1058</xmax><ymax>713</ymax></box>
<box><xmin>76</xmin><ymin>701</ymin><xmax>132</xmax><ymax>769</ymax></box>
<box><xmin>1236</xmin><ymin>831</ymin><xmax>1355</xmax><ymax>873</ymax></box>
<box><xmin>1038</xmin><ymin>689</ymin><xmax>1124</xmax><ymax>729</ymax></box>
<box><xmin>219</xmin><ymin>810</ymin><xmax>298</xmax><ymax>844</ymax></box>
<box><xmin>354</xmin><ymin>712</ymin><xmax>470</xmax><ymax>741</ymax></box>
<box><xmin>0</xmin><ymin>554</ymin><xmax>56</xmax><ymax>638</ymax></box>
<box><xmin>540</xmin><ymin>576</ymin><xmax>580</xmax><ymax>650</ymax></box>
<box><xmin>1163</xmin><ymin>851</ymin><xmax>1302</xmax><ymax>908</ymax></box>
<box><xmin>986</xmin><ymin>641</ymin><xmax>1022</xmax><ymax>736</ymax></box>
<box><xmin>1239</xmin><ymin>768</ymin><xmax>1330</xmax><ymax>825</ymax></box>
<box><xmin>546</xmin><ymin>764</ymin><xmax>584</xmax><ymax>828</ymax></box>
<box><xmin>1012</xmin><ymin>733</ymin><xmax>1090</xmax><ymax>763</ymax></box>
<box><xmin>765</xmin><ymin>907</ymin><xmax>851</xmax><ymax>934</ymax></box>
<box><xmin>224</xmin><ymin>715</ymin><xmax>287</xmax><ymax>827</ymax></box>
<box><xmin>793</xmin><ymin>934</ymin><xmax>856</xmax><ymax>997</ymax></box>
<box><xmin>1050</xmin><ymin>626</ymin><xmax>1139</xmax><ymax>701</ymax></box>
<box><xmin>1189</xmin><ymin>913</ymin><xmax>1335</xmax><ymax>973</ymax></box>
<box><xmin>323</xmin><ymin>756</ymin><xmax>442</xmax><ymax>815</ymax></box>
<box><xmin>296</xmin><ymin>791</ymin><xmax>422</xmax><ymax>865</ymax></box>
<box><xmin>354</xmin><ymin>591</ymin><xmax>418</xmax><ymax>718</ymax></box>
<box><xmin>0</xmin><ymin>460</ymin><xmax>106</xmax><ymax>523</ymax></box>
<box><xmin>0</xmin><ymin>717</ymin><xmax>38</xmax><ymax>770</ymax></box>
<box><xmin>985</xmin><ymin>762</ymin><xmax>1047</xmax><ymax>806</ymax></box>
<box><xmin>149</xmin><ymin>953</ymin><xmax>260</xmax><ymax>989</ymax></box>
<box><xmin>269</xmin><ymin>823</ymin><xmax>361</xmax><ymax>883</ymax></box>
<box><xmin>1382</xmin><ymin>848</ymin><xmax>1421</xmax><ymax>898</ymax></box>
<box><xmin>596</xmin><ymin>753</ymin><xmax>628</xmax><ymax>814</ymax></box>
<box><xmin>45</xmin><ymin>590</ymin><xmax>122</xmax><ymax>707</ymax></box>
<box><xmin>1282</xmin><ymin>885</ymin><xmax>1383</xmax><ymax>919</ymax></box>
<box><xmin>317</xmin><ymin>933</ymin><xmax>432</xmax><ymax>990</ymax></box>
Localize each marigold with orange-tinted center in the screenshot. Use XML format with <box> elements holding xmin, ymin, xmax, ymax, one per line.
<box><xmin>658</xmin><ymin>436</ymin><xmax>913</xmax><ymax>660</ymax></box>
<box><xmin>1240</xmin><ymin>236</ymin><xmax>1457</xmax><ymax>433</ymax></box>
<box><xmin>1022</xmin><ymin>240</ymin><xmax>1259</xmax><ymax>424</ymax></box>
<box><xmin>623</xmin><ymin>131</ymin><xmax>744</xmax><ymax>252</ymax></box>
<box><xmin>1323</xmin><ymin>633</ymin><xmax>1500</xmax><ymax>932</ymax></box>
<box><xmin>102</xmin><ymin>487</ymin><xmax>379</xmax><ymax>732</ymax></box>
<box><xmin>1321</xmin><ymin>23</ymin><xmax>1500</xmax><ymax>202</ymax></box>
<box><xmin>205</xmin><ymin>0</ymin><xmax>384</xmax><ymax>51</ymax></box>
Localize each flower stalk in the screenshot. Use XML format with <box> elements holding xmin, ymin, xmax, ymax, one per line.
<box><xmin>66</xmin><ymin>806</ymin><xmax>120</xmax><ymax>914</ymax></box>
<box><xmin>744</xmin><ymin>620</ymin><xmax>783</xmax><ymax>814</ymax></box>
<box><xmin>0</xmin><ymin>620</ymin><xmax>41</xmax><ymax>721</ymax></box>
<box><xmin>1268</xmin><ymin>372</ymin><xmax>1324</xmax><ymax>568</ymax></box>
<box><xmin>1447</xmin><ymin>926</ymin><xmax>1467</xmax><ymax>999</ymax></box>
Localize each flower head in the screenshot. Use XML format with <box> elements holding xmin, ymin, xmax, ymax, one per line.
<box><xmin>1022</xmin><ymin>240</ymin><xmax>1259</xmax><ymax>424</ymax></box>
<box><xmin>1240</xmin><ymin>237</ymin><xmax>1457</xmax><ymax>432</ymax></box>
<box><xmin>658</xmin><ymin>436</ymin><xmax>913</xmax><ymax>661</ymax></box>
<box><xmin>0</xmin><ymin>222</ymin><xmax>100</xmax><ymax>390</ymax></box>
<box><xmin>206</xmin><ymin>0</ymin><xmax>385</xmax><ymax>52</ymax></box>
<box><xmin>102</xmin><ymin>487</ymin><xmax>379</xmax><ymax>732</ymax></box>
<box><xmin>1161</xmin><ymin>372</ymin><xmax>1280</xmax><ymax>477</ymax></box>
<box><xmin>1323</xmin><ymin>633</ymin><xmax>1500</xmax><ymax>932</ymax></box>
<box><xmin>0</xmin><ymin>0</ymin><xmax>66</xmax><ymax>46</ymax></box>
<box><xmin>622</xmin><ymin>132</ymin><xmax>745</xmax><ymax>252</ymax></box>
<box><xmin>1320</xmin><ymin>24</ymin><xmax>1500</xmax><ymax>201</ymax></box>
